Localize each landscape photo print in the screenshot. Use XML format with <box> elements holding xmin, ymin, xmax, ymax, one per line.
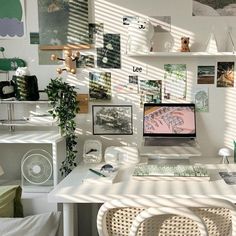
<box><xmin>193</xmin><ymin>0</ymin><xmax>236</xmax><ymax>16</ymax></box>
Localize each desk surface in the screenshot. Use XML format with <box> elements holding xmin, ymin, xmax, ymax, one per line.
<box><xmin>48</xmin><ymin>162</ymin><xmax>236</xmax><ymax>203</ymax></box>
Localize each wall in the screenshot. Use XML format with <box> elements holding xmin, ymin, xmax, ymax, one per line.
<box><xmin>1</xmin><ymin>0</ymin><xmax>236</xmax><ymax>170</ymax></box>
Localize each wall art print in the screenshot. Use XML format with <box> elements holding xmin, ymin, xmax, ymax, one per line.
<box><xmin>194</xmin><ymin>87</ymin><xmax>209</xmax><ymax>112</ymax></box>
<box><xmin>92</xmin><ymin>105</ymin><xmax>133</xmax><ymax>135</ymax></box>
<box><xmin>97</xmin><ymin>34</ymin><xmax>121</xmax><ymax>69</ymax></box>
<box><xmin>164</xmin><ymin>64</ymin><xmax>187</xmax><ymax>101</ymax></box>
<box><xmin>139</xmin><ymin>80</ymin><xmax>162</xmax><ymax>105</ymax></box>
<box><xmin>38</xmin><ymin>0</ymin><xmax>89</xmax><ymax>46</ymax></box>
<box><xmin>197</xmin><ymin>65</ymin><xmax>215</xmax><ymax>84</ymax></box>
<box><xmin>0</xmin><ymin>0</ymin><xmax>26</xmax><ymax>38</ymax></box>
<box><xmin>113</xmin><ymin>75</ymin><xmax>139</xmax><ymax>94</ymax></box>
<box><xmin>193</xmin><ymin>0</ymin><xmax>236</xmax><ymax>16</ymax></box>
<box><xmin>89</xmin><ymin>72</ymin><xmax>111</xmax><ymax>100</ymax></box>
<box><xmin>217</xmin><ymin>61</ymin><xmax>234</xmax><ymax>87</ymax></box>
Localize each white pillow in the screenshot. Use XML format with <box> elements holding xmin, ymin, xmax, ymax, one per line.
<box><xmin>0</xmin><ymin>212</ymin><xmax>61</xmax><ymax>236</ymax></box>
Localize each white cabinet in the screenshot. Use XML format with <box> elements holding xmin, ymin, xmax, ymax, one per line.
<box><xmin>0</xmin><ymin>131</ymin><xmax>65</xmax><ymax>189</ymax></box>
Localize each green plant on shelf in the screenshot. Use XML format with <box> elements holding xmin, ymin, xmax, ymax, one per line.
<box><xmin>46</xmin><ymin>77</ymin><xmax>79</xmax><ymax>176</ymax></box>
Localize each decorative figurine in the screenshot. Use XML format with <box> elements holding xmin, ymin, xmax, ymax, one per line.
<box><xmin>51</xmin><ymin>50</ymin><xmax>80</xmax><ymax>74</ymax></box>
<box><xmin>180</xmin><ymin>37</ymin><xmax>190</xmax><ymax>52</ymax></box>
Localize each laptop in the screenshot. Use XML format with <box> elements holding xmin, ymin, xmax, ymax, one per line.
<box><xmin>143</xmin><ymin>103</ymin><xmax>197</xmax><ymax>147</ymax></box>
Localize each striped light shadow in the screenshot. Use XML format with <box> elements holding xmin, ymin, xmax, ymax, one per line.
<box><xmin>67</xmin><ymin>1</ymin><xmax>89</xmax><ymax>44</ymax></box>
<box><xmin>224</xmin><ymin>89</ymin><xmax>236</xmax><ymax>149</ymax></box>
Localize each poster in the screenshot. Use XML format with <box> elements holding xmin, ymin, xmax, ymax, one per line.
<box><xmin>89</xmin><ymin>72</ymin><xmax>111</xmax><ymax>100</ymax></box>
<box><xmin>0</xmin><ymin>0</ymin><xmax>26</xmax><ymax>38</ymax></box>
<box><xmin>164</xmin><ymin>64</ymin><xmax>187</xmax><ymax>101</ymax></box>
<box><xmin>38</xmin><ymin>0</ymin><xmax>89</xmax><ymax>46</ymax></box>
<box><xmin>193</xmin><ymin>0</ymin><xmax>236</xmax><ymax>16</ymax></box>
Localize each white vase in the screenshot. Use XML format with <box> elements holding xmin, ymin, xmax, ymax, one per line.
<box><xmin>205</xmin><ymin>33</ymin><xmax>218</xmax><ymax>53</ymax></box>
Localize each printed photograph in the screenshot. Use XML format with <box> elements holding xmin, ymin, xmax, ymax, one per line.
<box><xmin>123</xmin><ymin>16</ymin><xmax>138</xmax><ymax>25</ymax></box>
<box><xmin>97</xmin><ymin>34</ymin><xmax>121</xmax><ymax>69</ymax></box>
<box><xmin>164</xmin><ymin>64</ymin><xmax>187</xmax><ymax>101</ymax></box>
<box><xmin>76</xmin><ymin>55</ymin><xmax>94</xmax><ymax>68</ymax></box>
<box><xmin>89</xmin><ymin>72</ymin><xmax>111</xmax><ymax>100</ymax></box>
<box><xmin>217</xmin><ymin>61</ymin><xmax>234</xmax><ymax>87</ymax></box>
<box><xmin>38</xmin><ymin>0</ymin><xmax>89</xmax><ymax>46</ymax></box>
<box><xmin>197</xmin><ymin>65</ymin><xmax>215</xmax><ymax>84</ymax></box>
<box><xmin>88</xmin><ymin>23</ymin><xmax>104</xmax><ymax>45</ymax></box>
<box><xmin>193</xmin><ymin>0</ymin><xmax>236</xmax><ymax>16</ymax></box>
<box><xmin>113</xmin><ymin>76</ymin><xmax>139</xmax><ymax>94</ymax></box>
<box><xmin>194</xmin><ymin>87</ymin><xmax>209</xmax><ymax>112</ymax></box>
<box><xmin>92</xmin><ymin>105</ymin><xmax>133</xmax><ymax>135</ymax></box>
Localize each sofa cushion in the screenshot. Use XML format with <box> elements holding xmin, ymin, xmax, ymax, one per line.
<box><xmin>0</xmin><ymin>211</ymin><xmax>61</xmax><ymax>236</ymax></box>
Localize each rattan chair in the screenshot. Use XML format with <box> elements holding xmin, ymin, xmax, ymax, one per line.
<box><xmin>97</xmin><ymin>197</ymin><xmax>236</xmax><ymax>236</ymax></box>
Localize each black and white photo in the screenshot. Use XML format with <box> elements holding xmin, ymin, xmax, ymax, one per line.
<box><xmin>92</xmin><ymin>105</ymin><xmax>133</xmax><ymax>135</ymax></box>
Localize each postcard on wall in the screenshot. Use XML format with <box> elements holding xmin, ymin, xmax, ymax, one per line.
<box><xmin>192</xmin><ymin>0</ymin><xmax>236</xmax><ymax>16</ymax></box>
<box><xmin>88</xmin><ymin>23</ymin><xmax>104</xmax><ymax>46</ymax></box>
<box><xmin>217</xmin><ymin>61</ymin><xmax>234</xmax><ymax>88</ymax></box>
<box><xmin>139</xmin><ymin>80</ymin><xmax>162</xmax><ymax>106</ymax></box>
<box><xmin>113</xmin><ymin>75</ymin><xmax>139</xmax><ymax>94</ymax></box>
<box><xmin>97</xmin><ymin>34</ymin><xmax>121</xmax><ymax>69</ymax></box>
<box><xmin>123</xmin><ymin>16</ymin><xmax>138</xmax><ymax>25</ymax></box>
<box><xmin>38</xmin><ymin>0</ymin><xmax>89</xmax><ymax>46</ymax></box>
<box><xmin>194</xmin><ymin>87</ymin><xmax>209</xmax><ymax>112</ymax></box>
<box><xmin>164</xmin><ymin>64</ymin><xmax>187</xmax><ymax>101</ymax></box>
<box><xmin>0</xmin><ymin>0</ymin><xmax>26</xmax><ymax>39</ymax></box>
<box><xmin>197</xmin><ymin>65</ymin><xmax>215</xmax><ymax>84</ymax></box>
<box><xmin>89</xmin><ymin>72</ymin><xmax>111</xmax><ymax>100</ymax></box>
<box><xmin>92</xmin><ymin>105</ymin><xmax>133</xmax><ymax>135</ymax></box>
<box><xmin>76</xmin><ymin>55</ymin><xmax>95</xmax><ymax>68</ymax></box>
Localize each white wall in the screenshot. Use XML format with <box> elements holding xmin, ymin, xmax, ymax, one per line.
<box><xmin>1</xmin><ymin>0</ymin><xmax>236</xmax><ymax>168</ymax></box>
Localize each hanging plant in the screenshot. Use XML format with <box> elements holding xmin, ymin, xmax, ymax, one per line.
<box><xmin>46</xmin><ymin>77</ymin><xmax>79</xmax><ymax>176</ymax></box>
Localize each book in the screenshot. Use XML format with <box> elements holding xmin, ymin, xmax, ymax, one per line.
<box><xmin>219</xmin><ymin>172</ymin><xmax>236</xmax><ymax>185</ymax></box>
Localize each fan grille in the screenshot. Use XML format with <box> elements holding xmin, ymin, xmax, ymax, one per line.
<box><xmin>21</xmin><ymin>150</ymin><xmax>53</xmax><ymax>185</ymax></box>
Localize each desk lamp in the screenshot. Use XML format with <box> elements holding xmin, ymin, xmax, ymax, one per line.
<box><xmin>218</xmin><ymin>148</ymin><xmax>231</xmax><ymax>164</ymax></box>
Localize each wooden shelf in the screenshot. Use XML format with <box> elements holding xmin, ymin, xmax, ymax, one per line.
<box><xmin>126</xmin><ymin>52</ymin><xmax>236</xmax><ymax>57</ymax></box>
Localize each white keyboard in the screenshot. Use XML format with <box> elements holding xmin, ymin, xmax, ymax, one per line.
<box><xmin>132</xmin><ymin>164</ymin><xmax>209</xmax><ymax>181</ymax></box>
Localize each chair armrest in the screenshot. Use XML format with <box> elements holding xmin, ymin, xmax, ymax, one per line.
<box><xmin>129</xmin><ymin>207</ymin><xmax>208</xmax><ymax>236</ymax></box>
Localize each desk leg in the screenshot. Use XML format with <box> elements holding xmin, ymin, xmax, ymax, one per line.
<box><xmin>63</xmin><ymin>203</ymin><xmax>74</xmax><ymax>236</ymax></box>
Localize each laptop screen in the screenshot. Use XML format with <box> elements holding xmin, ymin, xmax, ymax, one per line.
<box><xmin>143</xmin><ymin>103</ymin><xmax>196</xmax><ymax>137</ymax></box>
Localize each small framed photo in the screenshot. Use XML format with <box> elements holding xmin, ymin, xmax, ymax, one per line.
<box><xmin>92</xmin><ymin>105</ymin><xmax>133</xmax><ymax>135</ymax></box>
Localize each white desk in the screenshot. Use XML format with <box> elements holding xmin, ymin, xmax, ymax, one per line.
<box><xmin>48</xmin><ymin>162</ymin><xmax>236</xmax><ymax>236</ymax></box>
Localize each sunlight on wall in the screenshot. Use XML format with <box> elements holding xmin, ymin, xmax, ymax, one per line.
<box><xmin>224</xmin><ymin>89</ymin><xmax>236</xmax><ymax>150</ymax></box>
<box><xmin>73</xmin><ymin>0</ymin><xmax>198</xmax><ymax>145</ymax></box>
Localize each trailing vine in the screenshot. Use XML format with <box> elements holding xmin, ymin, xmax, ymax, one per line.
<box><xmin>46</xmin><ymin>77</ymin><xmax>79</xmax><ymax>176</ymax></box>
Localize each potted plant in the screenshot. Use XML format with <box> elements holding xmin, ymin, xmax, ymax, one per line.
<box><xmin>46</xmin><ymin>77</ymin><xmax>79</xmax><ymax>176</ymax></box>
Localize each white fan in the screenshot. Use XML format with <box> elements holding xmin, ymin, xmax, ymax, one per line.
<box><xmin>21</xmin><ymin>149</ymin><xmax>53</xmax><ymax>192</ymax></box>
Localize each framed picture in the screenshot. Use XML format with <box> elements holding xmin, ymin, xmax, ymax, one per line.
<box><xmin>92</xmin><ymin>105</ymin><xmax>133</xmax><ymax>135</ymax></box>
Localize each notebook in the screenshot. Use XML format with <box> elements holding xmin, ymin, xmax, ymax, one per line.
<box><xmin>83</xmin><ymin>166</ymin><xmax>119</xmax><ymax>184</ymax></box>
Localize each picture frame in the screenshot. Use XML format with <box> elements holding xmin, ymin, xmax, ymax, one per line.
<box><xmin>92</xmin><ymin>105</ymin><xmax>133</xmax><ymax>135</ymax></box>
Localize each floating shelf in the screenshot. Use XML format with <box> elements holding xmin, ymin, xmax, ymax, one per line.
<box><xmin>0</xmin><ymin>119</ymin><xmax>57</xmax><ymax>127</ymax></box>
<box><xmin>0</xmin><ymin>100</ymin><xmax>49</xmax><ymax>104</ymax></box>
<box><xmin>126</xmin><ymin>52</ymin><xmax>236</xmax><ymax>57</ymax></box>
